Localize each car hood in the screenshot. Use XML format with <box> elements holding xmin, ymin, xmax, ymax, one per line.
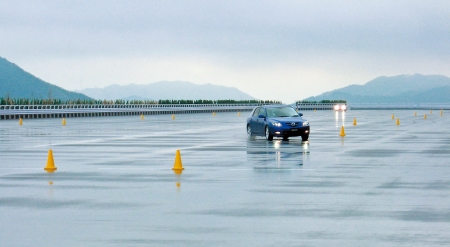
<box><xmin>269</xmin><ymin>117</ymin><xmax>306</xmax><ymax>122</ymax></box>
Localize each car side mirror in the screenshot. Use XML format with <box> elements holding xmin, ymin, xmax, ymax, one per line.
<box><xmin>258</xmin><ymin>114</ymin><xmax>266</xmax><ymax>118</ymax></box>
<box><xmin>298</xmin><ymin>113</ymin><xmax>303</xmax><ymax>116</ymax></box>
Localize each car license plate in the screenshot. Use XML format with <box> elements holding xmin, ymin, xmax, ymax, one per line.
<box><xmin>291</xmin><ymin>129</ymin><xmax>298</xmax><ymax>132</ymax></box>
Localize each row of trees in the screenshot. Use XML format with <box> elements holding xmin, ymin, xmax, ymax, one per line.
<box><xmin>296</xmin><ymin>100</ymin><xmax>347</xmax><ymax>104</ymax></box>
<box><xmin>0</xmin><ymin>98</ymin><xmax>130</xmax><ymax>105</ymax></box>
<box><xmin>157</xmin><ymin>99</ymin><xmax>281</xmax><ymax>104</ymax></box>
<box><xmin>0</xmin><ymin>97</ymin><xmax>282</xmax><ymax>106</ymax></box>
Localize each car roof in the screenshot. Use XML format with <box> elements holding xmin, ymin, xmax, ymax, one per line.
<box><xmin>261</xmin><ymin>104</ymin><xmax>290</xmax><ymax>108</ymax></box>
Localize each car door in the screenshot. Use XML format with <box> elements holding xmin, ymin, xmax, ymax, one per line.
<box><xmin>254</xmin><ymin>107</ymin><xmax>266</xmax><ymax>134</ymax></box>
<box><xmin>249</xmin><ymin>107</ymin><xmax>261</xmax><ymax>134</ymax></box>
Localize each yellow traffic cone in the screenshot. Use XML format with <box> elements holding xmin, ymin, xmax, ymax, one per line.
<box><xmin>424</xmin><ymin>114</ymin><xmax>427</xmax><ymax>119</ymax></box>
<box><xmin>353</xmin><ymin>118</ymin><xmax>357</xmax><ymax>126</ymax></box>
<box><xmin>172</xmin><ymin>114</ymin><xmax>175</xmax><ymax>120</ymax></box>
<box><xmin>396</xmin><ymin>118</ymin><xmax>400</xmax><ymax>125</ymax></box>
<box><xmin>140</xmin><ymin>114</ymin><xmax>144</xmax><ymax>120</ymax></box>
<box><xmin>172</xmin><ymin>150</ymin><xmax>184</xmax><ymax>174</ymax></box>
<box><xmin>44</xmin><ymin>149</ymin><xmax>57</xmax><ymax>173</ymax></box>
<box><xmin>414</xmin><ymin>112</ymin><xmax>417</xmax><ymax>117</ymax></box>
<box><xmin>238</xmin><ymin>112</ymin><xmax>241</xmax><ymax>116</ymax></box>
<box><xmin>339</xmin><ymin>126</ymin><xmax>346</xmax><ymax>137</ymax></box>
<box><xmin>19</xmin><ymin>118</ymin><xmax>23</xmax><ymax>125</ymax></box>
<box><xmin>441</xmin><ymin>110</ymin><xmax>443</xmax><ymax>116</ymax></box>
<box><xmin>62</xmin><ymin>118</ymin><xmax>66</xmax><ymax>126</ymax></box>
<box><xmin>391</xmin><ymin>114</ymin><xmax>395</xmax><ymax>120</ymax></box>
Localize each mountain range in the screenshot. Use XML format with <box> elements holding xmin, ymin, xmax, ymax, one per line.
<box><xmin>0</xmin><ymin>57</ymin><xmax>91</xmax><ymax>100</ymax></box>
<box><xmin>0</xmin><ymin>56</ymin><xmax>254</xmax><ymax>101</ymax></box>
<box><xmin>78</xmin><ymin>81</ymin><xmax>254</xmax><ymax>100</ymax></box>
<box><xmin>1</xmin><ymin>56</ymin><xmax>450</xmax><ymax>103</ymax></box>
<box><xmin>304</xmin><ymin>74</ymin><xmax>450</xmax><ymax>103</ymax></box>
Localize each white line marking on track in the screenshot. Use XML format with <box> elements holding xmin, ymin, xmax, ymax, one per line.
<box><xmin>229</xmin><ymin>168</ymin><xmax>316</xmax><ymax>171</ymax></box>
<box><xmin>33</xmin><ymin>125</ymin><xmax>242</xmax><ymax>148</ymax></box>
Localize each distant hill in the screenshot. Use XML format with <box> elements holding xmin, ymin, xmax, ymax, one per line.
<box><xmin>79</xmin><ymin>81</ymin><xmax>255</xmax><ymax>100</ymax></box>
<box><xmin>0</xmin><ymin>57</ymin><xmax>91</xmax><ymax>100</ymax></box>
<box><xmin>304</xmin><ymin>74</ymin><xmax>450</xmax><ymax>103</ymax></box>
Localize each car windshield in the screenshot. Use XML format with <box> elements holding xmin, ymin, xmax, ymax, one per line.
<box><xmin>266</xmin><ymin>107</ymin><xmax>299</xmax><ymax>118</ymax></box>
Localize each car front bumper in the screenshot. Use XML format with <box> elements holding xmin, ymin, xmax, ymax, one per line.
<box><xmin>271</xmin><ymin>126</ymin><xmax>310</xmax><ymax>137</ymax></box>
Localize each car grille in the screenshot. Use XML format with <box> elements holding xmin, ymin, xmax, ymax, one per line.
<box><xmin>286</xmin><ymin>122</ymin><xmax>300</xmax><ymax>127</ymax></box>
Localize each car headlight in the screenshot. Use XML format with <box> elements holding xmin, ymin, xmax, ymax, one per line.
<box><xmin>334</xmin><ymin>105</ymin><xmax>340</xmax><ymax>111</ymax></box>
<box><xmin>302</xmin><ymin>121</ymin><xmax>309</xmax><ymax>126</ymax></box>
<box><xmin>271</xmin><ymin>122</ymin><xmax>282</xmax><ymax>127</ymax></box>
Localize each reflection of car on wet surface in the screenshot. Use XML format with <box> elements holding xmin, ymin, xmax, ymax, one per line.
<box><xmin>246</xmin><ymin>140</ymin><xmax>309</xmax><ymax>167</ymax></box>
<box><xmin>246</xmin><ymin>104</ymin><xmax>310</xmax><ymax>141</ymax></box>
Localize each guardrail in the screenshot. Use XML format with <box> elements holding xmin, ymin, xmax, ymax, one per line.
<box><xmin>296</xmin><ymin>103</ymin><xmax>347</xmax><ymax>110</ymax></box>
<box><xmin>295</xmin><ymin>102</ymin><xmax>450</xmax><ymax>111</ymax></box>
<box><xmin>0</xmin><ymin>103</ymin><xmax>260</xmax><ymax>120</ymax></box>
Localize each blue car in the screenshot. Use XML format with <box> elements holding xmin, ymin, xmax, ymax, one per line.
<box><xmin>247</xmin><ymin>105</ymin><xmax>310</xmax><ymax>141</ymax></box>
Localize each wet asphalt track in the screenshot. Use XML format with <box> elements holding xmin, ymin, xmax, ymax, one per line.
<box><xmin>0</xmin><ymin>110</ymin><xmax>449</xmax><ymax>246</ymax></box>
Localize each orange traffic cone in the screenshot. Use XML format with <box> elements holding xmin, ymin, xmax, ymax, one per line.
<box><xmin>172</xmin><ymin>150</ymin><xmax>184</xmax><ymax>174</ymax></box>
<box><xmin>44</xmin><ymin>149</ymin><xmax>57</xmax><ymax>173</ymax></box>
<box><xmin>339</xmin><ymin>126</ymin><xmax>346</xmax><ymax>137</ymax></box>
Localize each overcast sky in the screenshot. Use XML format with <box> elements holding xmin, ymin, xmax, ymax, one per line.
<box><xmin>2</xmin><ymin>1</ymin><xmax>450</xmax><ymax>103</ymax></box>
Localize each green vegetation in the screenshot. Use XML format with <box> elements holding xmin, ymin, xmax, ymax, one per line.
<box><xmin>296</xmin><ymin>100</ymin><xmax>347</xmax><ymax>104</ymax></box>
<box><xmin>0</xmin><ymin>97</ymin><xmax>112</xmax><ymax>105</ymax></box>
<box><xmin>0</xmin><ymin>97</ymin><xmax>281</xmax><ymax>105</ymax></box>
<box><xmin>157</xmin><ymin>99</ymin><xmax>281</xmax><ymax>104</ymax></box>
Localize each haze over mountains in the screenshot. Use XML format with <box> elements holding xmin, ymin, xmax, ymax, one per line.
<box><xmin>0</xmin><ymin>57</ymin><xmax>91</xmax><ymax>100</ymax></box>
<box><xmin>0</xmin><ymin>56</ymin><xmax>254</xmax><ymax>101</ymax></box>
<box><xmin>1</xmin><ymin>56</ymin><xmax>450</xmax><ymax>103</ymax></box>
<box><xmin>304</xmin><ymin>74</ymin><xmax>450</xmax><ymax>103</ymax></box>
<box><xmin>78</xmin><ymin>82</ymin><xmax>254</xmax><ymax>101</ymax></box>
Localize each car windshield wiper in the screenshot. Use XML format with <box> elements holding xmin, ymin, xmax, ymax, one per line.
<box><xmin>278</xmin><ymin>115</ymin><xmax>289</xmax><ymax>117</ymax></box>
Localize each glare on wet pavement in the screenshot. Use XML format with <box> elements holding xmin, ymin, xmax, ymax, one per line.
<box><xmin>1</xmin><ymin>110</ymin><xmax>449</xmax><ymax>246</ymax></box>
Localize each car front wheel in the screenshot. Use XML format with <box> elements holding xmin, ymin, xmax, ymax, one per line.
<box><xmin>265</xmin><ymin>126</ymin><xmax>273</xmax><ymax>141</ymax></box>
<box><xmin>302</xmin><ymin>134</ymin><xmax>309</xmax><ymax>142</ymax></box>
